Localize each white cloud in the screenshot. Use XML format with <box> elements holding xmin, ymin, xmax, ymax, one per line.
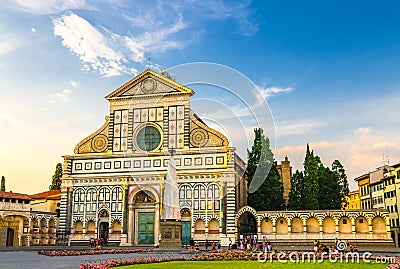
<box><xmin>354</xmin><ymin>127</ymin><xmax>371</xmax><ymax>136</ymax></box>
<box><xmin>187</xmin><ymin>0</ymin><xmax>259</xmax><ymax>36</ymax></box>
<box><xmin>70</xmin><ymin>80</ymin><xmax>77</xmax><ymax>87</ymax></box>
<box><xmin>259</xmin><ymin>86</ymin><xmax>294</xmax><ymax>99</ymax></box>
<box><xmin>0</xmin><ymin>41</ymin><xmax>15</xmax><ymax>56</ymax></box>
<box><xmin>0</xmin><ymin>29</ymin><xmax>20</xmax><ymax>56</ymax></box>
<box><xmin>123</xmin><ymin>14</ymin><xmax>186</xmax><ymax>63</ymax></box>
<box><xmin>372</xmin><ymin>142</ymin><xmax>396</xmax><ymax>148</ymax></box>
<box><xmin>276</xmin><ymin>120</ymin><xmax>324</xmax><ymax>137</ymax></box>
<box><xmin>52</xmin><ymin>12</ymin><xmax>187</xmax><ymax>76</ymax></box>
<box><xmin>49</xmin><ymin>89</ymin><xmax>72</xmax><ymax>103</ymax></box>
<box><xmin>12</xmin><ymin>0</ymin><xmax>86</xmax><ymax>14</ymax></box>
<box><xmin>53</xmin><ymin>13</ymin><xmax>129</xmax><ymax>77</ymax></box>
<box><xmin>254</xmin><ymin>85</ymin><xmax>294</xmax><ymax>106</ymax></box>
<box><xmin>8</xmin><ymin>1</ymin><xmax>258</xmax><ymax>76</ymax></box>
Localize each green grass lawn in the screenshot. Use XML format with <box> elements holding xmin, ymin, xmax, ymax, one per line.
<box><xmin>114</xmin><ymin>260</ymin><xmax>389</xmax><ymax>269</ymax></box>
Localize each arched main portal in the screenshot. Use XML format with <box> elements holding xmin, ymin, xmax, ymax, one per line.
<box><xmin>238</xmin><ymin>212</ymin><xmax>257</xmax><ymax>237</ymax></box>
<box><xmin>132</xmin><ymin>190</ymin><xmax>157</xmax><ymax>245</ymax></box>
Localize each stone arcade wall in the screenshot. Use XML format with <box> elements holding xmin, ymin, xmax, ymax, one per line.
<box><xmin>236</xmin><ymin>206</ymin><xmax>393</xmax><ymax>246</ymax></box>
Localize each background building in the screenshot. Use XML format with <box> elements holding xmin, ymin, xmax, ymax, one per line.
<box><xmin>342</xmin><ymin>190</ymin><xmax>360</xmax><ymax>210</ymax></box>
<box><xmin>276</xmin><ymin>156</ymin><xmax>292</xmax><ymax>204</ymax></box>
<box><xmin>354</xmin><ymin>163</ymin><xmax>400</xmax><ymax>246</ymax></box>
<box><xmin>0</xmin><ymin>190</ymin><xmax>60</xmax><ymax>247</ymax></box>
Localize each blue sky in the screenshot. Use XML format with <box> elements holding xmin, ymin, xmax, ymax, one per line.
<box><xmin>1</xmin><ymin>0</ymin><xmax>399</xmax><ymax>193</ymax></box>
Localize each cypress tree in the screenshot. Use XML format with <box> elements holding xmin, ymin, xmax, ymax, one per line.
<box><xmin>332</xmin><ymin>160</ymin><xmax>350</xmax><ymax>208</ymax></box>
<box><xmin>1</xmin><ymin>176</ymin><xmax>5</xmax><ymax>191</ymax></box>
<box><xmin>247</xmin><ymin>128</ymin><xmax>284</xmax><ymax>210</ymax></box>
<box><xmin>49</xmin><ymin>163</ymin><xmax>63</xmax><ymax>190</ymax></box>
<box><xmin>318</xmin><ymin>165</ymin><xmax>341</xmax><ymax>209</ymax></box>
<box><xmin>288</xmin><ymin>170</ymin><xmax>305</xmax><ymax>210</ymax></box>
<box><xmin>303</xmin><ymin>144</ymin><xmax>320</xmax><ymax>210</ymax></box>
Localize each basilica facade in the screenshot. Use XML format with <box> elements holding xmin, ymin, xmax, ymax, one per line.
<box><xmin>59</xmin><ymin>69</ymin><xmax>247</xmax><ymax>246</ymax></box>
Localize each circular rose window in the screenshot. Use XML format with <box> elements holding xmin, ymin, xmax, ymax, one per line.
<box><xmin>136</xmin><ymin>125</ymin><xmax>162</xmax><ymax>151</ymax></box>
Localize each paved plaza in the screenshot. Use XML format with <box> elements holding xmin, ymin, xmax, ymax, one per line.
<box><xmin>0</xmin><ymin>250</ymin><xmax>195</xmax><ymax>269</ymax></box>
<box><xmin>1</xmin><ymin>245</ymin><xmax>400</xmax><ymax>269</ymax></box>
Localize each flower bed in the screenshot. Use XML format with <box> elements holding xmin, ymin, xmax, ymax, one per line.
<box><xmin>79</xmin><ymin>250</ymin><xmax>399</xmax><ymax>269</ymax></box>
<box><xmin>39</xmin><ymin>248</ymin><xmax>155</xmax><ymax>257</ymax></box>
<box><xmin>387</xmin><ymin>258</ymin><xmax>400</xmax><ymax>269</ymax></box>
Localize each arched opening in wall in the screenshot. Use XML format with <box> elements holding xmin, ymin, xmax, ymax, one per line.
<box><xmin>291</xmin><ymin>218</ymin><xmax>303</xmax><ymax>233</ymax></box>
<box><xmin>98</xmin><ymin>210</ymin><xmax>109</xmax><ymax>240</ymax></box>
<box><xmin>39</xmin><ymin>218</ymin><xmax>47</xmax><ymax>233</ymax></box>
<box><xmin>194</xmin><ymin>219</ymin><xmax>205</xmax><ymax>234</ymax></box>
<box><xmin>48</xmin><ymin>218</ymin><xmax>55</xmax><ymax>229</ymax></box>
<box><xmin>180</xmin><ymin>208</ymin><xmax>191</xmax><ymax>246</ymax></box>
<box><xmin>111</xmin><ymin>220</ymin><xmax>122</xmax><ymax>234</ymax></box>
<box><xmin>48</xmin><ymin>218</ymin><xmax>56</xmax><ymax>244</ymax></box>
<box><xmin>31</xmin><ymin>218</ymin><xmax>38</xmax><ymax>231</ymax></box>
<box><xmin>6</xmin><ymin>228</ymin><xmax>14</xmax><ymax>247</ymax></box>
<box><xmin>276</xmin><ymin>217</ymin><xmax>288</xmax><ymax>234</ymax></box>
<box><xmin>339</xmin><ymin>217</ymin><xmax>352</xmax><ymax>233</ymax></box>
<box><xmin>208</xmin><ymin>219</ymin><xmax>220</xmax><ymax>241</ymax></box>
<box><xmin>306</xmin><ymin>217</ymin><xmax>319</xmax><ymax>233</ymax></box>
<box><xmin>355</xmin><ymin>216</ymin><xmax>368</xmax><ymax>233</ymax></box>
<box><xmin>73</xmin><ymin>220</ymin><xmax>83</xmax><ymax>234</ymax></box>
<box><xmin>86</xmin><ymin>220</ymin><xmax>96</xmax><ymax>235</ymax></box>
<box><xmin>372</xmin><ymin>216</ymin><xmax>386</xmax><ymax>234</ymax></box>
<box><xmin>208</xmin><ymin>219</ymin><xmax>220</xmax><ymax>234</ymax></box>
<box><xmin>20</xmin><ymin>217</ymin><xmax>30</xmax><ymax>246</ymax></box>
<box><xmin>30</xmin><ymin>218</ymin><xmax>39</xmax><ymax>245</ymax></box>
<box><xmin>322</xmin><ymin>217</ymin><xmax>336</xmax><ymax>234</ymax></box>
<box><xmin>238</xmin><ymin>212</ymin><xmax>257</xmax><ymax>236</ymax></box>
<box><xmin>261</xmin><ymin>218</ymin><xmax>273</xmax><ymax>234</ymax></box>
<box><xmin>39</xmin><ymin>218</ymin><xmax>47</xmax><ymax>244</ymax></box>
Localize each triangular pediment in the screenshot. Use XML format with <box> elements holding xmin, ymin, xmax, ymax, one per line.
<box><xmin>105</xmin><ymin>69</ymin><xmax>194</xmax><ymax>100</ymax></box>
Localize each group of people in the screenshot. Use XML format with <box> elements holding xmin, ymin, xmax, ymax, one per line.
<box><xmin>314</xmin><ymin>239</ymin><xmax>358</xmax><ymax>254</ymax></box>
<box><xmin>313</xmin><ymin>240</ymin><xmax>330</xmax><ymax>254</ymax></box>
<box><xmin>205</xmin><ymin>239</ymin><xmax>221</xmax><ymax>251</ymax></box>
<box><xmin>188</xmin><ymin>238</ymin><xmax>221</xmax><ymax>252</ymax></box>
<box><xmin>236</xmin><ymin>236</ymin><xmax>272</xmax><ymax>251</ymax></box>
<box><xmin>187</xmin><ymin>236</ymin><xmax>273</xmax><ymax>252</ymax></box>
<box><xmin>89</xmin><ymin>237</ymin><xmax>107</xmax><ymax>248</ymax></box>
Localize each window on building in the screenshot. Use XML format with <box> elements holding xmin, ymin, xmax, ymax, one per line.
<box><xmin>113</xmin><ymin>109</ymin><xmax>128</xmax><ymax>152</ymax></box>
<box><xmin>207</xmin><ymin>184</ymin><xmax>220</xmax><ymax>211</ymax></box>
<box><xmin>193</xmin><ymin>184</ymin><xmax>206</xmax><ymax>210</ymax></box>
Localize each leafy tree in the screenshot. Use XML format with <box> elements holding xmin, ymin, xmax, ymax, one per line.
<box><xmin>247</xmin><ymin>128</ymin><xmax>284</xmax><ymax>210</ymax></box>
<box><xmin>49</xmin><ymin>163</ymin><xmax>63</xmax><ymax>190</ymax></box>
<box><xmin>332</xmin><ymin>160</ymin><xmax>350</xmax><ymax>208</ymax></box>
<box><xmin>303</xmin><ymin>144</ymin><xmax>320</xmax><ymax>210</ymax></box>
<box><xmin>318</xmin><ymin>165</ymin><xmax>341</xmax><ymax>209</ymax></box>
<box><xmin>287</xmin><ymin>170</ymin><xmax>305</xmax><ymax>210</ymax></box>
<box><xmin>1</xmin><ymin>176</ymin><xmax>5</xmax><ymax>191</ymax></box>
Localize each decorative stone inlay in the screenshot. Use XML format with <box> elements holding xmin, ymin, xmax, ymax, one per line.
<box><xmin>190</xmin><ymin>128</ymin><xmax>209</xmax><ymax>147</ymax></box>
<box><xmin>91</xmin><ymin>134</ymin><xmax>108</xmax><ymax>152</ymax></box>
<box><xmin>140</xmin><ymin>78</ymin><xmax>157</xmax><ymax>94</ymax></box>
